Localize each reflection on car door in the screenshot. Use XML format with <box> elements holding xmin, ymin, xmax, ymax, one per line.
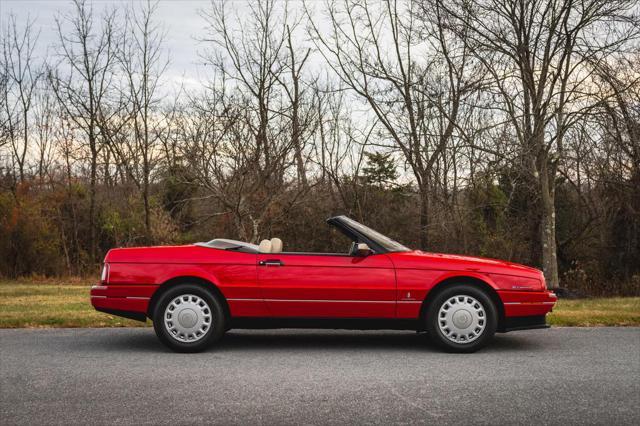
<box><xmin>257</xmin><ymin>253</ymin><xmax>396</xmax><ymax>318</ymax></box>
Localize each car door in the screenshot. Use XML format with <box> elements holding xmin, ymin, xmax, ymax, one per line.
<box><xmin>257</xmin><ymin>252</ymin><xmax>396</xmax><ymax>318</ymax></box>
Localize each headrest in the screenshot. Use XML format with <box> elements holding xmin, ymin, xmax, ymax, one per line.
<box><xmin>270</xmin><ymin>238</ymin><xmax>283</xmax><ymax>253</ymax></box>
<box><xmin>258</xmin><ymin>239</ymin><xmax>272</xmax><ymax>253</ymax></box>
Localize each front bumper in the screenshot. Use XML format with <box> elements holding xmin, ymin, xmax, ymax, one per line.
<box><xmin>502</xmin><ymin>315</ymin><xmax>549</xmax><ymax>332</ymax></box>
<box><xmin>90</xmin><ymin>284</ymin><xmax>154</xmax><ymax>322</ymax></box>
<box><xmin>499</xmin><ymin>290</ymin><xmax>557</xmax><ymax>317</ymax></box>
<box><xmin>497</xmin><ymin>290</ymin><xmax>557</xmax><ymax>332</ymax></box>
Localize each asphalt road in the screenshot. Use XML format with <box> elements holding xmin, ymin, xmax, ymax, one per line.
<box><xmin>1</xmin><ymin>327</ymin><xmax>639</xmax><ymax>425</ymax></box>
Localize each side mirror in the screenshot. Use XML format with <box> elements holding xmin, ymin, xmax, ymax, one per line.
<box><xmin>355</xmin><ymin>243</ymin><xmax>373</xmax><ymax>257</ymax></box>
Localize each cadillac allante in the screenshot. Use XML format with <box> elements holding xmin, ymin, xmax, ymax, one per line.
<box><xmin>90</xmin><ymin>215</ymin><xmax>557</xmax><ymax>353</ymax></box>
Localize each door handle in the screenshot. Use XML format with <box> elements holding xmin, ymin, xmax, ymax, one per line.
<box><xmin>259</xmin><ymin>259</ymin><xmax>283</xmax><ymax>267</ymax></box>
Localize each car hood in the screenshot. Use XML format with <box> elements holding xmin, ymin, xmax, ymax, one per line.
<box><xmin>391</xmin><ymin>250</ymin><xmax>543</xmax><ymax>279</ymax></box>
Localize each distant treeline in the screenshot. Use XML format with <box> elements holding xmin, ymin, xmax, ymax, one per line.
<box><xmin>1</xmin><ymin>0</ymin><xmax>638</xmax><ymax>295</ymax></box>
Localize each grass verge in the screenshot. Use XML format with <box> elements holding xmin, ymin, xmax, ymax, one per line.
<box><xmin>547</xmin><ymin>297</ymin><xmax>640</xmax><ymax>326</ymax></box>
<box><xmin>0</xmin><ymin>280</ymin><xmax>148</xmax><ymax>328</ymax></box>
<box><xmin>0</xmin><ymin>280</ymin><xmax>638</xmax><ymax>328</ymax></box>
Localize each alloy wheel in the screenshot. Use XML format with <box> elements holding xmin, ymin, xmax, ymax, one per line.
<box><xmin>437</xmin><ymin>294</ymin><xmax>486</xmax><ymax>343</ymax></box>
<box><xmin>163</xmin><ymin>294</ymin><xmax>212</xmax><ymax>343</ymax></box>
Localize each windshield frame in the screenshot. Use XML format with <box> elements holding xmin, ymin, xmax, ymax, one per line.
<box><xmin>327</xmin><ymin>216</ymin><xmax>411</xmax><ymax>254</ymax></box>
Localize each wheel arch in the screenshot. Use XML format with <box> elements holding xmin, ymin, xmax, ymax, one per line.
<box><xmin>147</xmin><ymin>276</ymin><xmax>231</xmax><ymax>322</ymax></box>
<box><xmin>419</xmin><ymin>275</ymin><xmax>505</xmax><ymax>331</ymax></box>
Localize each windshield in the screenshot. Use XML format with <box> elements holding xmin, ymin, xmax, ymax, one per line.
<box><xmin>340</xmin><ymin>217</ymin><xmax>411</xmax><ymax>252</ymax></box>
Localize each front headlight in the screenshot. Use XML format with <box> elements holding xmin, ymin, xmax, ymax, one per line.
<box><xmin>489</xmin><ymin>274</ymin><xmax>545</xmax><ymax>291</ymax></box>
<box><xmin>100</xmin><ymin>263</ymin><xmax>109</xmax><ymax>284</ymax></box>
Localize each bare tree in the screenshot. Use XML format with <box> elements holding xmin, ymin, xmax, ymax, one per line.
<box><xmin>591</xmin><ymin>56</ymin><xmax>640</xmax><ymax>180</ymax></box>
<box><xmin>33</xmin><ymin>83</ymin><xmax>56</xmax><ymax>182</ymax></box>
<box><xmin>308</xmin><ymin>0</ymin><xmax>483</xmax><ymax>249</ymax></box>
<box><xmin>277</xmin><ymin>24</ymin><xmax>314</xmax><ymax>188</ymax></box>
<box><xmin>107</xmin><ymin>0</ymin><xmax>169</xmax><ymax>241</ymax></box>
<box><xmin>587</xmin><ymin>54</ymin><xmax>640</xmax><ymax>280</ymax></box>
<box><xmin>440</xmin><ymin>0</ymin><xmax>639</xmax><ymax>288</ymax></box>
<box><xmin>195</xmin><ymin>0</ymin><xmax>316</xmax><ymax>241</ymax></box>
<box><xmin>311</xmin><ymin>79</ymin><xmax>374</xmax><ymax>214</ymax></box>
<box><xmin>0</xmin><ymin>51</ymin><xmax>10</xmax><ymax>158</ymax></box>
<box><xmin>202</xmin><ymin>0</ymin><xmax>286</xmax><ymax>176</ymax></box>
<box><xmin>48</xmin><ymin>0</ymin><xmax>120</xmax><ymax>264</ymax></box>
<box><xmin>1</xmin><ymin>14</ymin><xmax>41</xmax><ymax>184</ymax></box>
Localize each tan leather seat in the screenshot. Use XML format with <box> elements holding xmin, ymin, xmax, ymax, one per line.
<box><xmin>258</xmin><ymin>239</ymin><xmax>272</xmax><ymax>253</ymax></box>
<box><xmin>270</xmin><ymin>238</ymin><xmax>283</xmax><ymax>254</ymax></box>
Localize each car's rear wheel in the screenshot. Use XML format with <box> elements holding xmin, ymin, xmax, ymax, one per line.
<box><xmin>152</xmin><ymin>284</ymin><xmax>226</xmax><ymax>353</ymax></box>
<box><xmin>426</xmin><ymin>284</ymin><xmax>497</xmax><ymax>353</ymax></box>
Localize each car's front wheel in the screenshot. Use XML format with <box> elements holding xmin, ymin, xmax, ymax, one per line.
<box><xmin>152</xmin><ymin>284</ymin><xmax>226</xmax><ymax>353</ymax></box>
<box><xmin>426</xmin><ymin>284</ymin><xmax>497</xmax><ymax>353</ymax></box>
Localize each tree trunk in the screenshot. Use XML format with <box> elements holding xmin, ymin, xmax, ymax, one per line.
<box><xmin>20</xmin><ymin>108</ymin><xmax>28</xmax><ymax>183</ymax></box>
<box><xmin>292</xmin><ymin>111</ymin><xmax>307</xmax><ymax>189</ymax></box>
<box><xmin>419</xmin><ymin>187</ymin><xmax>429</xmax><ymax>250</ymax></box>
<box><xmin>88</xmin><ymin>147</ymin><xmax>97</xmax><ymax>265</ymax></box>
<box><xmin>143</xmin><ymin>177</ymin><xmax>151</xmax><ymax>243</ymax></box>
<box><xmin>291</xmin><ymin>73</ymin><xmax>307</xmax><ymax>189</ymax></box>
<box><xmin>539</xmin><ymin>161</ymin><xmax>560</xmax><ymax>289</ymax></box>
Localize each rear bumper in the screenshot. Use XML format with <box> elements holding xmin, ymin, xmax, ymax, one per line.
<box><xmin>90</xmin><ymin>284</ymin><xmax>154</xmax><ymax>322</ymax></box>
<box><xmin>93</xmin><ymin>307</ymin><xmax>147</xmax><ymax>322</ymax></box>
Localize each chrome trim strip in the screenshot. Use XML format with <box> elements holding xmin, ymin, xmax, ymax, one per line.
<box><xmin>504</xmin><ymin>301</ymin><xmax>556</xmax><ymax>305</ymax></box>
<box><xmin>90</xmin><ymin>295</ymin><xmax>149</xmax><ymax>300</ymax></box>
<box><xmin>91</xmin><ymin>286</ymin><xmax>108</xmax><ymax>290</ymax></box>
<box><xmin>267</xmin><ymin>299</ymin><xmax>395</xmax><ymax>303</ymax></box>
<box><xmin>228</xmin><ymin>298</ymin><xmax>420</xmax><ymax>304</ymax></box>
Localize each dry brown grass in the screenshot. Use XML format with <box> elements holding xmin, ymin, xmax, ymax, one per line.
<box><xmin>547</xmin><ymin>297</ymin><xmax>640</xmax><ymax>326</ymax></box>
<box><xmin>0</xmin><ymin>280</ymin><xmax>148</xmax><ymax>328</ymax></box>
<box><xmin>1</xmin><ymin>279</ymin><xmax>638</xmax><ymax>328</ymax></box>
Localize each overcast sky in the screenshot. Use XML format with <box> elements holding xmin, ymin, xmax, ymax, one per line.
<box><xmin>0</xmin><ymin>0</ymin><xmax>261</xmax><ymax>92</ymax></box>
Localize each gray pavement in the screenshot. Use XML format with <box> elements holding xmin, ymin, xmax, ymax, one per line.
<box><xmin>1</xmin><ymin>327</ymin><xmax>639</xmax><ymax>425</ymax></box>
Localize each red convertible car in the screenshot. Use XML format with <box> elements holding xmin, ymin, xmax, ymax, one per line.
<box><xmin>91</xmin><ymin>215</ymin><xmax>557</xmax><ymax>353</ymax></box>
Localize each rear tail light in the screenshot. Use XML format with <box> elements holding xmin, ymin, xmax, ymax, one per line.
<box><xmin>101</xmin><ymin>263</ymin><xmax>110</xmax><ymax>284</ymax></box>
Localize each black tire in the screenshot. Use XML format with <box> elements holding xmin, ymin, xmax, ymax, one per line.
<box><xmin>152</xmin><ymin>283</ymin><xmax>226</xmax><ymax>353</ymax></box>
<box><xmin>426</xmin><ymin>284</ymin><xmax>497</xmax><ymax>353</ymax></box>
